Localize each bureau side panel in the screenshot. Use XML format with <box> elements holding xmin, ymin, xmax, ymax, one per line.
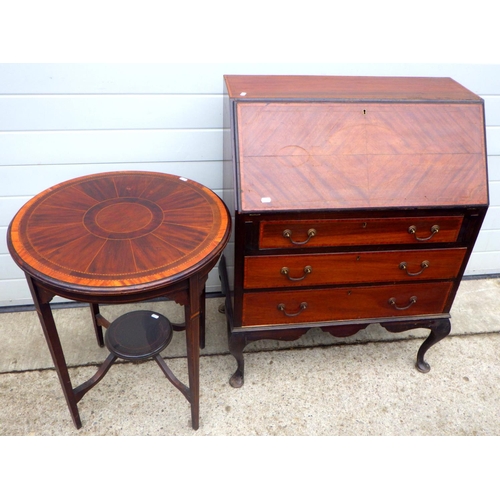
<box><xmin>222</xmin><ymin>81</ymin><xmax>237</xmax><ymax>215</ymax></box>
<box><xmin>221</xmin><ymin>81</ymin><xmax>237</xmax><ymax>318</ymax></box>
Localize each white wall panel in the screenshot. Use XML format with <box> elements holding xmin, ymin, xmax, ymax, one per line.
<box><xmin>0</xmin><ymin>280</ymin><xmax>37</xmax><ymax>307</ymax></box>
<box><xmin>482</xmin><ymin>207</ymin><xmax>500</xmax><ymax>230</ymax></box>
<box><xmin>488</xmin><ymin>156</ymin><xmax>500</xmax><ymax>181</ymax></box>
<box><xmin>0</xmin><ymin>228</ymin><xmax>6</xmax><ymax>253</ymax></box>
<box><xmin>465</xmin><ymin>251</ymin><xmax>500</xmax><ymax>275</ymax></box>
<box><xmin>0</xmin><ymin>64</ymin><xmax>229</xmax><ymax>94</ymax></box>
<box><xmin>1</xmin><ymin>62</ymin><xmax>500</xmax><ymax>307</ymax></box>
<box><xmin>487</xmin><ymin>181</ymin><xmax>500</xmax><ymax>205</ymax></box>
<box><xmin>0</xmin><ymin>162</ymin><xmax>223</xmax><ymax>196</ymax></box>
<box><xmin>486</xmin><ymin>128</ymin><xmax>500</xmax><ymax>156</ymax></box>
<box><xmin>0</xmin><ymin>197</ymin><xmax>32</xmax><ymax>227</ymax></box>
<box><xmin>0</xmin><ymin>129</ymin><xmax>222</xmax><ymax>166</ymax></box>
<box><xmin>1</xmin><ymin>63</ymin><xmax>499</xmax><ymax>95</ymax></box>
<box><xmin>0</xmin><ymin>95</ymin><xmax>223</xmax><ymax>131</ymax></box>
<box><xmin>484</xmin><ymin>97</ymin><xmax>500</xmax><ymax>126</ymax></box>
<box><xmin>0</xmin><ymin>255</ymin><xmax>23</xmax><ymax>280</ymax></box>
<box><xmin>474</xmin><ymin>229</ymin><xmax>500</xmax><ymax>252</ymax></box>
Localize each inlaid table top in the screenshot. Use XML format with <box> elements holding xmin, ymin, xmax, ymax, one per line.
<box><xmin>8</xmin><ymin>171</ymin><xmax>231</xmax><ymax>297</ymax></box>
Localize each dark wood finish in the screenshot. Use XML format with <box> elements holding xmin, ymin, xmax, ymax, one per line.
<box><xmin>104</xmin><ymin>310</ymin><xmax>173</xmax><ymax>360</ymax></box>
<box><xmin>221</xmin><ymin>75</ymin><xmax>488</xmax><ymax>388</ymax></box>
<box><xmin>382</xmin><ymin>317</ymin><xmax>452</xmax><ymax>373</ymax></box>
<box><xmin>73</xmin><ymin>310</ymin><xmax>194</xmax><ymax>405</ymax></box>
<box><xmin>8</xmin><ymin>171</ymin><xmax>231</xmax><ymax>430</ymax></box>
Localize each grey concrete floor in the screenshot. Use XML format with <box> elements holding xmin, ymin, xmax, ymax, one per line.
<box><xmin>1</xmin><ymin>277</ymin><xmax>500</xmax><ymax>436</ymax></box>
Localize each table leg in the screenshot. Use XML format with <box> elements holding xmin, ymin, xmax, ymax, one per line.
<box><xmin>200</xmin><ymin>286</ymin><xmax>206</xmax><ymax>350</ymax></box>
<box><xmin>185</xmin><ymin>275</ymin><xmax>202</xmax><ymax>430</ymax></box>
<box><xmin>89</xmin><ymin>303</ymin><xmax>105</xmax><ymax>347</ymax></box>
<box><xmin>26</xmin><ymin>274</ymin><xmax>82</xmax><ymax>429</ymax></box>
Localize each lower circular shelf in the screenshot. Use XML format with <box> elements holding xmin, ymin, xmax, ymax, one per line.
<box><xmin>104</xmin><ymin>310</ymin><xmax>173</xmax><ymax>361</ymax></box>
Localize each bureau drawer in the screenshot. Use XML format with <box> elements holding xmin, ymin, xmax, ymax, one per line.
<box><xmin>241</xmin><ymin>282</ymin><xmax>453</xmax><ymax>326</ymax></box>
<box><xmin>259</xmin><ymin>216</ymin><xmax>463</xmax><ymax>249</ymax></box>
<box><xmin>244</xmin><ymin>248</ymin><xmax>467</xmax><ymax>288</ymax></box>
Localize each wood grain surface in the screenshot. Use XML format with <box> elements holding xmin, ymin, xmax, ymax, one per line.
<box><xmin>8</xmin><ymin>171</ymin><xmax>231</xmax><ymax>293</ymax></box>
<box><xmin>258</xmin><ymin>216</ymin><xmax>463</xmax><ymax>248</ymax></box>
<box><xmin>236</xmin><ymin>101</ymin><xmax>487</xmax><ymax>211</ymax></box>
<box><xmin>241</xmin><ymin>281</ymin><xmax>454</xmax><ymax>326</ymax></box>
<box><xmin>224</xmin><ymin>75</ymin><xmax>482</xmax><ymax>101</ymax></box>
<box><xmin>244</xmin><ymin>248</ymin><xmax>467</xmax><ymax>288</ymax></box>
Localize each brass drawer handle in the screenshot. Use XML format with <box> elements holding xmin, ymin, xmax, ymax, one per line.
<box><xmin>280</xmin><ymin>265</ymin><xmax>313</xmax><ymax>281</ymax></box>
<box><xmin>399</xmin><ymin>260</ymin><xmax>430</xmax><ymax>276</ymax></box>
<box><xmin>408</xmin><ymin>224</ymin><xmax>440</xmax><ymax>241</ymax></box>
<box><xmin>277</xmin><ymin>302</ymin><xmax>308</xmax><ymax>317</ymax></box>
<box><xmin>388</xmin><ymin>296</ymin><xmax>417</xmax><ymax>310</ymax></box>
<box><xmin>283</xmin><ymin>228</ymin><xmax>316</xmax><ymax>245</ymax></box>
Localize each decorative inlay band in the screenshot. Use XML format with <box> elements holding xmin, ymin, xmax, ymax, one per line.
<box><xmin>84</xmin><ymin>198</ymin><xmax>163</xmax><ymax>240</ymax></box>
<box><xmin>7</xmin><ymin>171</ymin><xmax>231</xmax><ymax>292</ymax></box>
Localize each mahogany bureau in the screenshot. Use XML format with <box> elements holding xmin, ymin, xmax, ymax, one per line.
<box><xmin>219</xmin><ymin>75</ymin><xmax>489</xmax><ymax>388</ymax></box>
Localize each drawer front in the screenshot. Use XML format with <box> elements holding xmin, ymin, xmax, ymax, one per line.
<box><xmin>244</xmin><ymin>248</ymin><xmax>467</xmax><ymax>289</ymax></box>
<box><xmin>241</xmin><ymin>282</ymin><xmax>453</xmax><ymax>326</ymax></box>
<box><xmin>259</xmin><ymin>216</ymin><xmax>463</xmax><ymax>249</ymax></box>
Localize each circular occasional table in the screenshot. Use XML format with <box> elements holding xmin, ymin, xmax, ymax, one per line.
<box><xmin>7</xmin><ymin>171</ymin><xmax>231</xmax><ymax>430</ymax></box>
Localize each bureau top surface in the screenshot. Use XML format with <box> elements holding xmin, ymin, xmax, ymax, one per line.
<box><xmin>224</xmin><ymin>75</ymin><xmax>482</xmax><ymax>102</ymax></box>
<box><xmin>226</xmin><ymin>76</ymin><xmax>488</xmax><ymax>212</ymax></box>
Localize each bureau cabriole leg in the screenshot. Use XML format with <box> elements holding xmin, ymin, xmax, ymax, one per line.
<box><xmin>383</xmin><ymin>318</ymin><xmax>451</xmax><ymax>373</ymax></box>
<box><xmin>218</xmin><ymin>254</ymin><xmax>247</xmax><ymax>388</ymax></box>
<box><xmin>415</xmin><ymin>318</ymin><xmax>451</xmax><ymax>373</ymax></box>
<box><xmin>228</xmin><ymin>333</ymin><xmax>247</xmax><ymax>388</ymax></box>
